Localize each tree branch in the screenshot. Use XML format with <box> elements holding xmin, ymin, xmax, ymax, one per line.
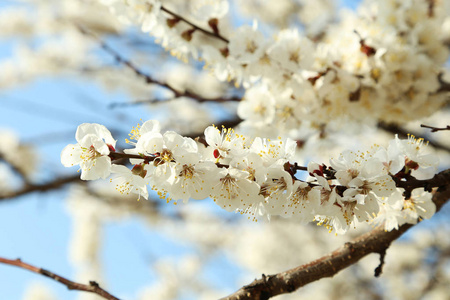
<box><xmin>109</xmin><ymin>93</ymin><xmax>241</xmax><ymax>108</ymax></box>
<box><xmin>0</xmin><ymin>175</ymin><xmax>81</xmax><ymax>201</ymax></box>
<box><xmin>0</xmin><ymin>153</ymin><xmax>31</xmax><ymax>185</ymax></box>
<box><xmin>437</xmin><ymin>72</ymin><xmax>450</xmax><ymax>93</ymax></box>
<box><xmin>393</xmin><ymin>169</ymin><xmax>450</xmax><ymax>199</ymax></box>
<box><xmin>420</xmin><ymin>124</ymin><xmax>450</xmax><ymax>132</ymax></box>
<box><xmin>77</xmin><ymin>26</ymin><xmax>183</xmax><ymax>95</ymax></box>
<box><xmin>77</xmin><ymin>26</ymin><xmax>238</xmax><ymax>105</ymax></box>
<box><xmin>0</xmin><ymin>257</ymin><xmax>120</xmax><ymax>300</ymax></box>
<box><xmin>220</xmin><ymin>173</ymin><xmax>450</xmax><ymax>300</ymax></box>
<box><xmin>160</xmin><ymin>6</ymin><xmax>229</xmax><ymax>43</ymax></box>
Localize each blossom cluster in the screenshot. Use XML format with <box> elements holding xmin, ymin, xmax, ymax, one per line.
<box><xmin>62</xmin><ymin>121</ymin><xmax>439</xmax><ymax>234</ymax></box>
<box><xmin>2</xmin><ymin>0</ymin><xmax>449</xmax><ymax>140</ymax></box>
<box><xmin>101</xmin><ymin>0</ymin><xmax>450</xmax><ymax>135</ymax></box>
<box><xmin>0</xmin><ymin>0</ymin><xmax>123</xmax><ymax>90</ymax></box>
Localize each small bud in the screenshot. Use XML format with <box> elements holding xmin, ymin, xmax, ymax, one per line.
<box><xmin>220</xmin><ymin>47</ymin><xmax>229</xmax><ymax>57</ymax></box>
<box><xmin>360</xmin><ymin>43</ymin><xmax>376</xmax><ymax>56</ymax></box>
<box><xmin>166</xmin><ymin>17</ymin><xmax>180</xmax><ymax>28</ymax></box>
<box><xmin>131</xmin><ymin>164</ymin><xmax>147</xmax><ymax>178</ymax></box>
<box><xmin>208</xmin><ymin>18</ymin><xmax>219</xmax><ymax>35</ymax></box>
<box><xmin>107</xmin><ymin>144</ymin><xmax>116</xmax><ymax>152</ymax></box>
<box><xmin>354</xmin><ymin>30</ymin><xmax>376</xmax><ymax>56</ymax></box>
<box><xmin>181</xmin><ymin>28</ymin><xmax>196</xmax><ymax>41</ymax></box>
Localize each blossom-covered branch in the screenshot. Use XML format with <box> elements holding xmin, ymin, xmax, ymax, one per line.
<box><xmin>102</xmin><ymin>0</ymin><xmax>450</xmax><ymax>131</ymax></box>
<box><xmin>220</xmin><ymin>184</ymin><xmax>450</xmax><ymax>300</ymax></box>
<box><xmin>61</xmin><ymin>121</ymin><xmax>444</xmax><ymax>234</ymax></box>
<box><xmin>0</xmin><ymin>257</ymin><xmax>120</xmax><ymax>300</ymax></box>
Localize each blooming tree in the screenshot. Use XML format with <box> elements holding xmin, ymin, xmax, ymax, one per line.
<box><xmin>0</xmin><ymin>0</ymin><xmax>450</xmax><ymax>299</ymax></box>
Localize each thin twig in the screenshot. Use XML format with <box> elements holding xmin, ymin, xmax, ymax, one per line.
<box><xmin>220</xmin><ymin>177</ymin><xmax>450</xmax><ymax>300</ymax></box>
<box><xmin>420</xmin><ymin>124</ymin><xmax>450</xmax><ymax>132</ymax></box>
<box><xmin>160</xmin><ymin>6</ymin><xmax>229</xmax><ymax>43</ymax></box>
<box><xmin>77</xmin><ymin>26</ymin><xmax>238</xmax><ymax>105</ymax></box>
<box><xmin>0</xmin><ymin>153</ymin><xmax>31</xmax><ymax>185</ymax></box>
<box><xmin>77</xmin><ymin>25</ymin><xmax>181</xmax><ymax>95</ymax></box>
<box><xmin>0</xmin><ymin>257</ymin><xmax>120</xmax><ymax>300</ymax></box>
<box><xmin>109</xmin><ymin>93</ymin><xmax>241</xmax><ymax>108</ymax></box>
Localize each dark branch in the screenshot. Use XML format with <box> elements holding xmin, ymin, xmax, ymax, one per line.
<box><xmin>374</xmin><ymin>249</ymin><xmax>386</xmax><ymax>277</ymax></box>
<box><xmin>108</xmin><ymin>151</ymin><xmax>156</xmax><ymax>163</ymax></box>
<box><xmin>437</xmin><ymin>72</ymin><xmax>450</xmax><ymax>93</ymax></box>
<box><xmin>77</xmin><ymin>26</ymin><xmax>238</xmax><ymax>105</ymax></box>
<box><xmin>0</xmin><ymin>175</ymin><xmax>81</xmax><ymax>201</ymax></box>
<box><xmin>0</xmin><ymin>257</ymin><xmax>120</xmax><ymax>300</ymax></box>
<box><xmin>109</xmin><ymin>93</ymin><xmax>241</xmax><ymax>108</ymax></box>
<box><xmin>420</xmin><ymin>124</ymin><xmax>450</xmax><ymax>132</ymax></box>
<box><xmin>392</xmin><ymin>169</ymin><xmax>450</xmax><ymax>199</ymax></box>
<box><xmin>77</xmin><ymin>25</ymin><xmax>183</xmax><ymax>96</ymax></box>
<box><xmin>220</xmin><ymin>180</ymin><xmax>450</xmax><ymax>300</ymax></box>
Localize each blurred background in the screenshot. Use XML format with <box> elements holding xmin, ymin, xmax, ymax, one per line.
<box><xmin>0</xmin><ymin>0</ymin><xmax>449</xmax><ymax>299</ymax></box>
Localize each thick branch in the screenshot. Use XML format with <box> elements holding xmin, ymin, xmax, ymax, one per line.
<box><xmin>0</xmin><ymin>257</ymin><xmax>120</xmax><ymax>300</ymax></box>
<box><xmin>221</xmin><ymin>172</ymin><xmax>450</xmax><ymax>300</ymax></box>
<box><xmin>0</xmin><ymin>175</ymin><xmax>81</xmax><ymax>201</ymax></box>
<box><xmin>393</xmin><ymin>169</ymin><xmax>450</xmax><ymax>199</ymax></box>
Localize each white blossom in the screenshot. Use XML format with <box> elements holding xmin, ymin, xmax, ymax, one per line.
<box><xmin>210</xmin><ymin>167</ymin><xmax>263</xmax><ymax>217</ymax></box>
<box><xmin>204</xmin><ymin>125</ymin><xmax>247</xmax><ymax>162</ymax></box>
<box><xmin>169</xmin><ymin>152</ymin><xmax>218</xmax><ymax>203</ymax></box>
<box><xmin>388</xmin><ymin>134</ymin><xmax>439</xmax><ymax>179</ymax></box>
<box><xmin>61</xmin><ymin>123</ymin><xmax>116</xmax><ymax>180</ymax></box>
<box><xmin>110</xmin><ymin>164</ymin><xmax>151</xmax><ymax>199</ymax></box>
<box><xmin>268</xmin><ymin>29</ymin><xmax>315</xmax><ymax>72</ymax></box>
<box><xmin>229</xmin><ymin>25</ymin><xmax>266</xmax><ymax>64</ymax></box>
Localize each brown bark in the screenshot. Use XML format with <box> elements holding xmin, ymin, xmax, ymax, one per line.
<box><xmin>0</xmin><ymin>257</ymin><xmax>120</xmax><ymax>300</ymax></box>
